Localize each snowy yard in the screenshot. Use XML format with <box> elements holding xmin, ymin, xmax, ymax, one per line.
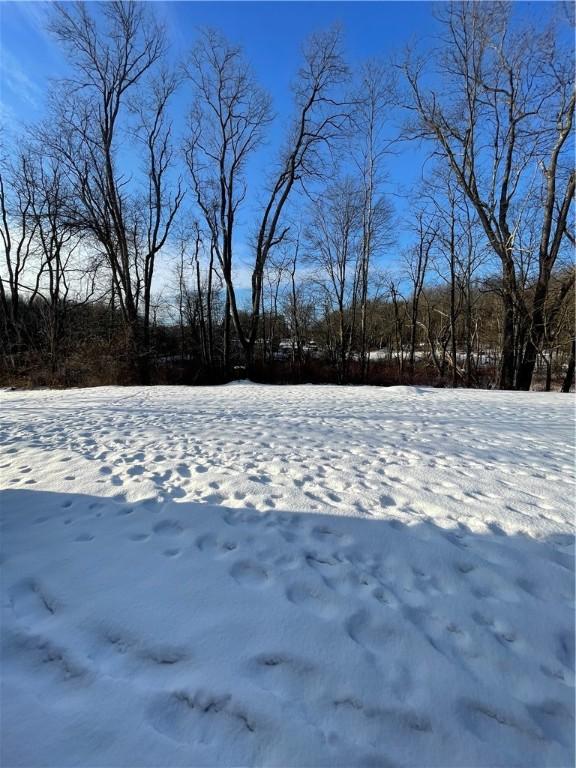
<box><xmin>1</xmin><ymin>383</ymin><xmax>574</xmax><ymax>768</ymax></box>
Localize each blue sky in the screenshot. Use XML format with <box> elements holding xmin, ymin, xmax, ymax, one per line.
<box><xmin>0</xmin><ymin>0</ymin><xmax>440</xmax><ymax>290</ymax></box>
<box><xmin>0</xmin><ymin>1</ymin><xmax>566</xmax><ymax>294</ymax></box>
<box><xmin>0</xmin><ymin>2</ymin><xmax>435</xmax><ymax>123</ymax></box>
<box><xmin>0</xmin><ymin>1</ymin><xmax>436</xmax><ymax>186</ymax></box>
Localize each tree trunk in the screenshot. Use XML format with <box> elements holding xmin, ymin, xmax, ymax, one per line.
<box><xmin>223</xmin><ymin>292</ymin><xmax>231</xmax><ymax>371</ymax></box>
<box><xmin>544</xmin><ymin>356</ymin><xmax>552</xmax><ymax>392</ymax></box>
<box><xmin>497</xmin><ymin>267</ymin><xmax>516</xmax><ymax>389</ymax></box>
<box><xmin>561</xmin><ymin>339</ymin><xmax>575</xmax><ymax>393</ymax></box>
<box><xmin>206</xmin><ymin>246</ymin><xmax>215</xmax><ymax>367</ymax></box>
<box><xmin>449</xmin><ymin>220</ymin><xmax>458</xmax><ymax>388</ymax></box>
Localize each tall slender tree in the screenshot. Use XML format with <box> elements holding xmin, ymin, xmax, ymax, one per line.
<box><xmin>43</xmin><ymin>1</ymin><xmax>183</xmax><ymax>382</ymax></box>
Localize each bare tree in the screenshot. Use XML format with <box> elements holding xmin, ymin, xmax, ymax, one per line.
<box><xmin>424</xmin><ymin>170</ymin><xmax>487</xmax><ymax>386</ymax></box>
<box><xmin>185</xmin><ymin>26</ymin><xmax>349</xmax><ymax>369</ymax></box>
<box><xmin>247</xmin><ymin>28</ymin><xmax>349</xmax><ymax>367</ymax></box>
<box><xmin>307</xmin><ymin>177</ymin><xmax>362</xmax><ymax>381</ymax></box>
<box><xmin>404</xmin><ymin>210</ymin><xmax>437</xmax><ymax>381</ymax></box>
<box><xmin>133</xmin><ymin>73</ymin><xmax>185</xmax><ymax>372</ymax></box>
<box><xmin>353</xmin><ymin>59</ymin><xmax>395</xmax><ymax>380</ymax></box>
<box><xmin>23</xmin><ymin>150</ymin><xmax>85</xmax><ymax>375</ymax></box>
<box><xmin>285</xmin><ymin>229</ymin><xmax>306</xmax><ymax>367</ymax></box>
<box><xmin>0</xmin><ymin>153</ymin><xmax>39</xmax><ymax>360</ymax></box>
<box><xmin>389</xmin><ymin>280</ymin><xmax>406</xmax><ymax>379</ymax></box>
<box><xmin>402</xmin><ymin>2</ymin><xmax>574</xmax><ymax>389</ymax></box>
<box><xmin>184</xmin><ymin>29</ymin><xmax>272</xmax><ymax>368</ymax></box>
<box><xmin>43</xmin><ymin>1</ymin><xmax>183</xmax><ymax>382</ymax></box>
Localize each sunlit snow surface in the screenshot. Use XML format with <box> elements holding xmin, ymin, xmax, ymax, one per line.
<box><xmin>1</xmin><ymin>383</ymin><xmax>574</xmax><ymax>767</ymax></box>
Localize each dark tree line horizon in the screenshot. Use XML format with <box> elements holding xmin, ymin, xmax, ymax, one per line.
<box><xmin>1</xmin><ymin>1</ymin><xmax>574</xmax><ymax>391</ymax></box>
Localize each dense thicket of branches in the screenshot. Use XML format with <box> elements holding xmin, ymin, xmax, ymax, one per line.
<box><xmin>1</xmin><ymin>1</ymin><xmax>573</xmax><ymax>390</ymax></box>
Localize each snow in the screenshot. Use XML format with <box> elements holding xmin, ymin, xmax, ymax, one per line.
<box><xmin>1</xmin><ymin>383</ymin><xmax>574</xmax><ymax>767</ymax></box>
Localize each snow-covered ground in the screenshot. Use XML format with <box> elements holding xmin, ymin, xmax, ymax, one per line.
<box><xmin>1</xmin><ymin>383</ymin><xmax>574</xmax><ymax>767</ymax></box>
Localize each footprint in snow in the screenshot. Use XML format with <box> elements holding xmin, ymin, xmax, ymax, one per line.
<box><xmin>163</xmin><ymin>548</ymin><xmax>180</xmax><ymax>558</ymax></box>
<box><xmin>5</xmin><ymin>631</ymin><xmax>89</xmax><ymax>684</ymax></box>
<box><xmin>196</xmin><ymin>533</ymin><xmax>237</xmax><ymax>556</ymax></box>
<box><xmin>203</xmin><ymin>493</ymin><xmax>225</xmax><ymax>505</ymax></box>
<box><xmin>230</xmin><ymin>560</ymin><xmax>268</xmax><ymax>586</ymax></box>
<box><xmin>310</xmin><ymin>525</ymin><xmax>350</xmax><ymax>544</ymax></box>
<box><xmin>285</xmin><ymin>581</ymin><xmax>337</xmax><ymax>618</ymax></box>
<box><xmin>129</xmin><ymin>533</ymin><xmax>149</xmax><ymax>542</ymax></box>
<box><xmin>152</xmin><ymin>520</ymin><xmax>183</xmax><ymax>536</ymax></box>
<box><xmin>147</xmin><ymin>689</ymin><xmax>256</xmax><ymax>745</ymax></box>
<box><xmin>75</xmin><ymin>533</ymin><xmax>94</xmax><ymax>542</ymax></box>
<box><xmin>247</xmin><ymin>653</ymin><xmax>317</xmax><ymax>700</ymax></box>
<box><xmin>345</xmin><ymin>609</ymin><xmax>397</xmax><ymax>652</ymax></box>
<box><xmin>9</xmin><ymin>578</ymin><xmax>57</xmax><ymax>619</ymax></box>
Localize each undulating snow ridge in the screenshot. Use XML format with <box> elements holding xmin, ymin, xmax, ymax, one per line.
<box><xmin>1</xmin><ymin>384</ymin><xmax>574</xmax><ymax>767</ymax></box>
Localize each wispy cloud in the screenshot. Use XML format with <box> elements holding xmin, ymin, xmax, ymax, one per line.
<box><xmin>0</xmin><ymin>46</ymin><xmax>42</xmax><ymax>108</ymax></box>
<box><xmin>11</xmin><ymin>1</ymin><xmax>53</xmax><ymax>45</ymax></box>
<box><xmin>0</xmin><ymin>99</ymin><xmax>19</xmax><ymax>143</ymax></box>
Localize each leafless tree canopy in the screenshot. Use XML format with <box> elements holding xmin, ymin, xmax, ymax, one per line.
<box><xmin>0</xmin><ymin>1</ymin><xmax>573</xmax><ymax>390</ymax></box>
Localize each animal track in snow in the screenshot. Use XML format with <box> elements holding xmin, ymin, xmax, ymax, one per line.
<box><xmin>246</xmin><ymin>652</ymin><xmax>318</xmax><ymax>700</ymax></box>
<box><xmin>230</xmin><ymin>560</ymin><xmax>268</xmax><ymax>586</ymax></box>
<box><xmin>4</xmin><ymin>630</ymin><xmax>89</xmax><ymax>685</ymax></box>
<box><xmin>345</xmin><ymin>609</ymin><xmax>397</xmax><ymax>653</ymax></box>
<box><xmin>9</xmin><ymin>578</ymin><xmax>58</xmax><ymax>620</ymax></box>
<box><xmin>148</xmin><ymin>689</ymin><xmax>256</xmax><ymax>745</ymax></box>
<box><xmin>152</xmin><ymin>520</ymin><xmax>183</xmax><ymax>536</ymax></box>
<box><xmin>129</xmin><ymin>532</ymin><xmax>149</xmax><ymax>542</ymax></box>
<box><xmin>285</xmin><ymin>581</ymin><xmax>337</xmax><ymax>618</ymax></box>
<box><xmin>163</xmin><ymin>548</ymin><xmax>180</xmax><ymax>558</ymax></box>
<box><xmin>90</xmin><ymin>628</ymin><xmax>192</xmax><ymax>681</ymax></box>
<box><xmin>1</xmin><ymin>385</ymin><xmax>574</xmax><ymax>768</ymax></box>
<box><xmin>75</xmin><ymin>532</ymin><xmax>94</xmax><ymax>542</ymax></box>
<box><xmin>196</xmin><ymin>533</ymin><xmax>238</xmax><ymax>556</ymax></box>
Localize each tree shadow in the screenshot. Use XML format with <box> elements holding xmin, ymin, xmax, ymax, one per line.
<box><xmin>1</xmin><ymin>488</ymin><xmax>574</xmax><ymax>768</ymax></box>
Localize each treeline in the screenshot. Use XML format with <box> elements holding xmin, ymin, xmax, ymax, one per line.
<box><xmin>170</xmin><ymin>240</ymin><xmax>574</xmax><ymax>390</ymax></box>
<box><xmin>0</xmin><ymin>2</ymin><xmax>574</xmax><ymax>391</ymax></box>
